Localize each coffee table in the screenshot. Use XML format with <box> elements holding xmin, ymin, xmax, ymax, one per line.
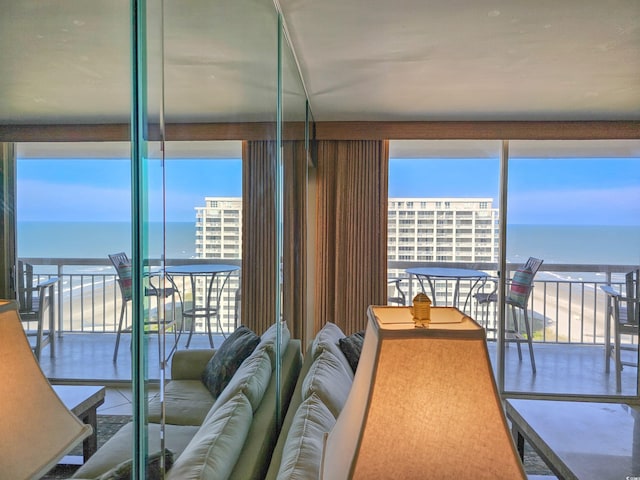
<box><xmin>53</xmin><ymin>385</ymin><xmax>106</xmax><ymax>464</ymax></box>
<box><xmin>506</xmin><ymin>398</ymin><xmax>640</xmax><ymax>480</ymax></box>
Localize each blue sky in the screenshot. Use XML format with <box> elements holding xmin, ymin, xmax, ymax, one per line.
<box><xmin>17</xmin><ymin>156</ymin><xmax>640</xmax><ymax>225</ymax></box>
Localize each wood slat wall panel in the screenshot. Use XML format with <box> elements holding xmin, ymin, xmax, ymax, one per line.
<box><xmin>2</xmin><ymin>121</ymin><xmax>637</xmax><ymax>143</ymax></box>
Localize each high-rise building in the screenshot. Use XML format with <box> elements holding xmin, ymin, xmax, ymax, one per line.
<box><xmin>194</xmin><ymin>197</ymin><xmax>242</xmax><ymax>334</ymax></box>
<box><xmin>196</xmin><ymin>196</ymin><xmax>499</xmax><ymax>331</ymax></box>
<box><xmin>387</xmin><ymin>197</ymin><xmax>499</xmax><ymax>263</ymax></box>
<box><xmin>387</xmin><ymin>197</ymin><xmax>499</xmax><ymax>312</ymax></box>
<box><xmin>195</xmin><ymin>197</ymin><xmax>242</xmax><ymax>259</ymax></box>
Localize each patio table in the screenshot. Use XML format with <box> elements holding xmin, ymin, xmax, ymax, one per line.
<box><xmin>406</xmin><ymin>267</ymin><xmax>487</xmax><ymax>312</ymax></box>
<box><xmin>165</xmin><ymin>264</ymin><xmax>240</xmax><ymax>348</ymax></box>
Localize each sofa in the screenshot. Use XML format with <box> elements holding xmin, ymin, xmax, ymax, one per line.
<box><xmin>71</xmin><ymin>322</ymin><xmax>302</xmax><ymax>480</ymax></box>
<box><xmin>70</xmin><ymin>321</ymin><xmax>356</xmax><ymax>480</ymax></box>
<box><xmin>266</xmin><ymin>322</ymin><xmax>356</xmax><ymax>480</ymax></box>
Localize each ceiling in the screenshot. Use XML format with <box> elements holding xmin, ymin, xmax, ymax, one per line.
<box><xmin>1</xmin><ymin>0</ymin><xmax>639</xmax><ymax>125</ymax></box>
<box><xmin>280</xmin><ymin>0</ymin><xmax>640</xmax><ymax>121</ymax></box>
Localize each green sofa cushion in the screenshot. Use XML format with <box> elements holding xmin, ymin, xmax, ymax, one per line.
<box><xmin>256</xmin><ymin>321</ymin><xmax>291</xmax><ymax>365</ymax></box>
<box><xmin>301</xmin><ymin>349</ymin><xmax>353</xmax><ymax>419</ymax></box>
<box><xmin>276</xmin><ymin>393</ymin><xmax>336</xmax><ymax>480</ymax></box>
<box><xmin>167</xmin><ymin>392</ymin><xmax>253</xmax><ymax>480</ymax></box>
<box><xmin>95</xmin><ymin>448</ymin><xmax>174</xmax><ymax>480</ymax></box>
<box><xmin>72</xmin><ymin>423</ymin><xmax>199</xmax><ymax>479</ymax></box>
<box><xmin>311</xmin><ymin>322</ymin><xmax>353</xmax><ymax>374</ymax></box>
<box><xmin>147</xmin><ymin>380</ymin><xmax>215</xmax><ymax>426</ymax></box>
<box><xmin>206</xmin><ymin>348</ymin><xmax>272</xmax><ymax>417</ymax></box>
<box><xmin>229</xmin><ymin>339</ymin><xmax>302</xmax><ymax>480</ymax></box>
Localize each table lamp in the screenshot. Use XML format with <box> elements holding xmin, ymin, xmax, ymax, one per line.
<box><xmin>0</xmin><ymin>300</ymin><xmax>91</xmax><ymax>479</ymax></box>
<box><xmin>320</xmin><ymin>306</ymin><xmax>526</xmax><ymax>479</ymax></box>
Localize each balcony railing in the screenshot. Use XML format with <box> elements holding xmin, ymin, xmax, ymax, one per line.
<box><xmin>19</xmin><ymin>257</ymin><xmax>241</xmax><ymax>336</ymax></box>
<box><xmin>18</xmin><ymin>258</ymin><xmax>636</xmax><ymax>351</ymax></box>
<box><xmin>389</xmin><ymin>260</ymin><xmax>636</xmax><ymax>347</ymax></box>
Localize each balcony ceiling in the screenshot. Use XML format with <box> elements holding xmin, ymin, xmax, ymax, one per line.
<box><xmin>0</xmin><ymin>0</ymin><xmax>639</xmax><ymax>126</ymax></box>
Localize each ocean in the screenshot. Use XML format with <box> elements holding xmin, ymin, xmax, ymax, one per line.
<box><xmin>18</xmin><ymin>221</ymin><xmax>197</xmax><ymax>261</ymax></box>
<box><xmin>506</xmin><ymin>224</ymin><xmax>640</xmax><ymax>266</ymax></box>
<box><xmin>17</xmin><ymin>221</ymin><xmax>640</xmax><ymax>269</ymax></box>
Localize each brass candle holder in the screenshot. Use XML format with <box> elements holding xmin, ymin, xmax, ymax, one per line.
<box><xmin>411</xmin><ymin>292</ymin><xmax>432</xmax><ymax>327</ymax></box>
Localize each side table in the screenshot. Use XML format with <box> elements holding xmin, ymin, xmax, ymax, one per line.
<box><xmin>53</xmin><ymin>385</ymin><xmax>106</xmax><ymax>464</ymax></box>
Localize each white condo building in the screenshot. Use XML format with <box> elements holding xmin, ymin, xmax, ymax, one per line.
<box><xmin>387</xmin><ymin>197</ymin><xmax>499</xmax><ymax>263</ymax></box>
<box><xmin>195</xmin><ymin>197</ymin><xmax>242</xmax><ymax>259</ymax></box>
<box><xmin>194</xmin><ymin>197</ymin><xmax>242</xmax><ymax>334</ymax></box>
<box><xmin>195</xmin><ymin>196</ymin><xmax>499</xmax><ymax>331</ymax></box>
<box><xmin>387</xmin><ymin>197</ymin><xmax>499</xmax><ymax>312</ymax></box>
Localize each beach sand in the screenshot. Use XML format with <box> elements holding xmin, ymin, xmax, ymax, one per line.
<box><xmin>530</xmin><ymin>283</ymin><xmax>610</xmax><ymax>343</ymax></box>
<box><xmin>474</xmin><ymin>282</ymin><xmax>613</xmax><ymax>344</ymax></box>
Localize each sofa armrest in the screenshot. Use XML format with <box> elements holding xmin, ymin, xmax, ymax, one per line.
<box><xmin>171</xmin><ymin>349</ymin><xmax>216</xmax><ymax>380</ymax></box>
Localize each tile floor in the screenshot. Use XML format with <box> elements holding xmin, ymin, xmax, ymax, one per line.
<box><xmin>43</xmin><ymin>332</ymin><xmax>637</xmax><ymax>397</ymax></box>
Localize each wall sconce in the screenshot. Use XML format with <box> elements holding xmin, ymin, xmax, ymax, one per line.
<box><xmin>321</xmin><ymin>306</ymin><xmax>525</xmax><ymax>479</ymax></box>
<box><xmin>0</xmin><ymin>300</ymin><xmax>91</xmax><ymax>479</ymax></box>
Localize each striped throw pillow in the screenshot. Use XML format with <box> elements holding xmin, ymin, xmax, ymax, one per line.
<box><xmin>508</xmin><ymin>268</ymin><xmax>534</xmax><ymax>307</ymax></box>
<box><xmin>116</xmin><ymin>261</ymin><xmax>133</xmax><ymax>301</ymax></box>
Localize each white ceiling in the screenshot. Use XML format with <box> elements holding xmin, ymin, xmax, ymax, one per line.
<box><xmin>1</xmin><ymin>0</ymin><xmax>639</xmax><ymax>125</ymax></box>
<box><xmin>279</xmin><ymin>0</ymin><xmax>640</xmax><ymax>121</ymax></box>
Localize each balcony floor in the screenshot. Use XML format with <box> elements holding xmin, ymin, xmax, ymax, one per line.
<box><xmin>40</xmin><ymin>332</ymin><xmax>220</xmax><ymax>385</ymax></box>
<box><xmin>39</xmin><ymin>332</ymin><xmax>637</xmax><ymax>397</ymax></box>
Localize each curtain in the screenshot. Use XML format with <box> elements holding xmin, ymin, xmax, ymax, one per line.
<box><xmin>241</xmin><ymin>141</ymin><xmax>277</xmax><ymax>335</ymax></box>
<box><xmin>314</xmin><ymin>140</ymin><xmax>389</xmax><ymax>335</ymax></box>
<box><xmin>283</xmin><ymin>141</ymin><xmax>307</xmax><ymax>340</ymax></box>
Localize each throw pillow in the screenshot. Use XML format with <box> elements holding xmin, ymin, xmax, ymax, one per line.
<box><xmin>311</xmin><ymin>322</ymin><xmax>345</xmax><ymax>359</ymax></box>
<box><xmin>312</xmin><ymin>322</ymin><xmax>354</xmax><ymax>375</ymax></box>
<box><xmin>97</xmin><ymin>448</ymin><xmax>174</xmax><ymax>480</ymax></box>
<box><xmin>276</xmin><ymin>394</ymin><xmax>337</xmax><ymax>479</ymax></box>
<box><xmin>116</xmin><ymin>260</ymin><xmax>133</xmax><ymax>301</ymax></box>
<box><xmin>256</xmin><ymin>320</ymin><xmax>291</xmax><ymax>365</ymax></box>
<box><xmin>201</xmin><ymin>325</ymin><xmax>260</xmax><ymax>397</ymax></box>
<box><xmin>302</xmin><ymin>349</ymin><xmax>354</xmax><ymax>418</ymax></box>
<box><xmin>338</xmin><ymin>330</ymin><xmax>365</xmax><ymax>373</ymax></box>
<box><xmin>508</xmin><ymin>267</ymin><xmax>534</xmax><ymax>307</ymax></box>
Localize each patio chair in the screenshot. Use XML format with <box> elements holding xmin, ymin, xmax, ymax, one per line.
<box><xmin>601</xmin><ymin>269</ymin><xmax>639</xmax><ymax>393</ymax></box>
<box><xmin>473</xmin><ymin>257</ymin><xmax>543</xmax><ymax>373</ymax></box>
<box><xmin>16</xmin><ymin>260</ymin><xmax>58</xmax><ymax>361</ymax></box>
<box><xmin>387</xmin><ymin>277</ymin><xmax>407</xmax><ymax>306</ymax></box>
<box><xmin>0</xmin><ymin>300</ymin><xmax>92</xmax><ymax>479</ymax></box>
<box><xmin>109</xmin><ymin>252</ymin><xmax>178</xmax><ymax>363</ymax></box>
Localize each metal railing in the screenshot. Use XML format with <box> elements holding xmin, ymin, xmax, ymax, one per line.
<box><xmin>19</xmin><ymin>257</ymin><xmax>241</xmax><ymax>337</ymax></box>
<box><xmin>389</xmin><ymin>261</ymin><xmax>636</xmax><ymax>345</ymax></box>
<box><xmin>19</xmin><ymin>257</ymin><xmax>636</xmax><ymax>347</ymax></box>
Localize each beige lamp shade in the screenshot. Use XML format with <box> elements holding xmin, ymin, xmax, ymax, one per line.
<box><xmin>321</xmin><ymin>306</ymin><xmax>526</xmax><ymax>480</ymax></box>
<box><xmin>0</xmin><ymin>300</ymin><xmax>92</xmax><ymax>479</ymax></box>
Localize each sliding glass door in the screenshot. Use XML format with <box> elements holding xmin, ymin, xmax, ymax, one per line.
<box><xmin>503</xmin><ymin>140</ymin><xmax>640</xmax><ymax>397</ymax></box>
<box><xmin>389</xmin><ymin>139</ymin><xmax>640</xmax><ymax>400</ymax></box>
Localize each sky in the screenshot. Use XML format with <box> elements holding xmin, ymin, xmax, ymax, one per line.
<box><xmin>17</xmin><ymin>156</ymin><xmax>640</xmax><ymax>225</ymax></box>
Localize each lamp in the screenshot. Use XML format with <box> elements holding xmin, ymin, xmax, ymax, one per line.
<box><xmin>321</xmin><ymin>305</ymin><xmax>526</xmax><ymax>479</ymax></box>
<box><xmin>0</xmin><ymin>300</ymin><xmax>92</xmax><ymax>479</ymax></box>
